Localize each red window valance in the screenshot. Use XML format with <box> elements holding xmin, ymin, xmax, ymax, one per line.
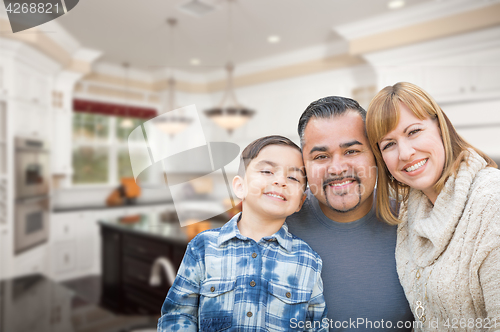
<box><xmin>73</xmin><ymin>99</ymin><xmax>157</xmax><ymax>119</ymax></box>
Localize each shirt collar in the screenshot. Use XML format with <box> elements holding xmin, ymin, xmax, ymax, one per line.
<box><xmin>217</xmin><ymin>212</ymin><xmax>294</xmax><ymax>252</ymax></box>
<box><xmin>217</xmin><ymin>213</ymin><xmax>245</xmax><ymax>246</ymax></box>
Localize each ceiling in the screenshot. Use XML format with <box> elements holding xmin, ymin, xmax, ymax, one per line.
<box><xmin>57</xmin><ymin>0</ymin><xmax>434</xmax><ymax>73</ymax></box>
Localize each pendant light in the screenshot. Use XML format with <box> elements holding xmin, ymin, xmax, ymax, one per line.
<box><xmin>120</xmin><ymin>62</ymin><xmax>134</xmax><ymax>128</ymax></box>
<box><xmin>154</xmin><ymin>18</ymin><xmax>192</xmax><ymax>137</ymax></box>
<box><xmin>204</xmin><ymin>0</ymin><xmax>254</xmax><ymax>134</ymax></box>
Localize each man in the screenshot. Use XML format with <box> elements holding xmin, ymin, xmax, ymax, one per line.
<box><xmin>286</xmin><ymin>96</ymin><xmax>413</xmax><ymax>331</ymax></box>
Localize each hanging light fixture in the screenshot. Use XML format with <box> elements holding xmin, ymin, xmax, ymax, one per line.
<box><xmin>120</xmin><ymin>62</ymin><xmax>134</xmax><ymax>128</ymax></box>
<box><xmin>204</xmin><ymin>0</ymin><xmax>254</xmax><ymax>134</ymax></box>
<box><xmin>154</xmin><ymin>18</ymin><xmax>192</xmax><ymax>137</ymax></box>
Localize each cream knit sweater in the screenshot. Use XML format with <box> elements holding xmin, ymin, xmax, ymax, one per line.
<box><xmin>396</xmin><ymin>150</ymin><xmax>500</xmax><ymax>332</ymax></box>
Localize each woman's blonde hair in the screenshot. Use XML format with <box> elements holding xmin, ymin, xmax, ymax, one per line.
<box><xmin>366</xmin><ymin>82</ymin><xmax>497</xmax><ymax>225</ymax></box>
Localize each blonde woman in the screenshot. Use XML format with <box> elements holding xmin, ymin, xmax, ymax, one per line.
<box><xmin>366</xmin><ymin>82</ymin><xmax>500</xmax><ymax>331</ymax></box>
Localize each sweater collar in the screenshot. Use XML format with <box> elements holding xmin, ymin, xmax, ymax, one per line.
<box><xmin>406</xmin><ymin>149</ymin><xmax>487</xmax><ymax>267</ymax></box>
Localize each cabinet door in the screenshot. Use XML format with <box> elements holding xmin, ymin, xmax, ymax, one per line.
<box><xmin>14</xmin><ymin>65</ymin><xmax>32</xmax><ymax>101</ymax></box>
<box><xmin>0</xmin><ymin>227</ymin><xmax>8</xmax><ymax>279</ymax></box>
<box><xmin>54</xmin><ymin>242</ymin><xmax>76</xmax><ymax>273</ymax></box>
<box><xmin>100</xmin><ymin>227</ymin><xmax>122</xmax><ymax>311</ymax></box>
<box><xmin>51</xmin><ymin>109</ymin><xmax>72</xmax><ymax>175</ymax></box>
<box><xmin>10</xmin><ymin>99</ymin><xmax>49</xmax><ymax>139</ymax></box>
<box><xmin>14</xmin><ymin>64</ymin><xmax>50</xmax><ymax>105</ymax></box>
<box><xmin>30</xmin><ymin>71</ymin><xmax>49</xmax><ymax>105</ymax></box>
<box><xmin>76</xmin><ymin>211</ymin><xmax>97</xmax><ymax>271</ymax></box>
<box><xmin>51</xmin><ymin>211</ymin><xmax>98</xmax><ymax>278</ymax></box>
<box><xmin>472</xmin><ymin>51</ymin><xmax>500</xmax><ymax>95</ymax></box>
<box><xmin>52</xmin><ymin>214</ymin><xmax>77</xmax><ymax>242</ymax></box>
<box><xmin>423</xmin><ymin>65</ymin><xmax>469</xmax><ymax>101</ymax></box>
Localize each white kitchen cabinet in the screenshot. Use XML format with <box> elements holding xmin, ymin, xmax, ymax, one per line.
<box><xmin>14</xmin><ymin>63</ymin><xmax>50</xmax><ymax>106</ymax></box>
<box><xmin>10</xmin><ymin>99</ymin><xmax>50</xmax><ymax>139</ymax></box>
<box><xmin>472</xmin><ymin>51</ymin><xmax>500</xmax><ymax>95</ymax></box>
<box><xmin>51</xmin><ymin>108</ymin><xmax>72</xmax><ymax>175</ymax></box>
<box><xmin>422</xmin><ymin>65</ymin><xmax>467</xmax><ymax>100</ymax></box>
<box><xmin>13</xmin><ymin>246</ymin><xmax>49</xmax><ymax>277</ymax></box>
<box><xmin>53</xmin><ymin>216</ymin><xmax>77</xmax><ymax>242</ymax></box>
<box><xmin>50</xmin><ymin>211</ymin><xmax>98</xmax><ymax>281</ymax></box>
<box><xmin>54</xmin><ymin>242</ymin><xmax>76</xmax><ymax>273</ymax></box>
<box><xmin>49</xmin><ymin>204</ymin><xmax>172</xmax><ymax>281</ymax></box>
<box><xmin>0</xmin><ymin>227</ymin><xmax>10</xmax><ymax>280</ymax></box>
<box><xmin>377</xmin><ymin>47</ymin><xmax>500</xmax><ymax>104</ymax></box>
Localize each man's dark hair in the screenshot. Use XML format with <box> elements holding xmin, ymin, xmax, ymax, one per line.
<box><xmin>298</xmin><ymin>96</ymin><xmax>367</xmax><ymax>147</ymax></box>
<box><xmin>238</xmin><ymin>135</ymin><xmax>302</xmax><ymax>177</ymax></box>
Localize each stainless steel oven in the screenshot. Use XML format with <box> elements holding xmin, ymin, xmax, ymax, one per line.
<box><xmin>14</xmin><ymin>137</ymin><xmax>50</xmax><ymax>254</ymax></box>
<box><xmin>15</xmin><ymin>138</ymin><xmax>49</xmax><ymax>198</ymax></box>
<box><xmin>14</xmin><ymin>196</ymin><xmax>49</xmax><ymax>254</ymax></box>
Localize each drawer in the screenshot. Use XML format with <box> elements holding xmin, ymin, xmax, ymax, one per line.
<box><xmin>123</xmin><ymin>234</ymin><xmax>170</xmax><ymax>262</ymax></box>
<box><xmin>54</xmin><ymin>243</ymin><xmax>76</xmax><ymax>273</ymax></box>
<box><xmin>54</xmin><ymin>219</ymin><xmax>77</xmax><ymax>242</ymax></box>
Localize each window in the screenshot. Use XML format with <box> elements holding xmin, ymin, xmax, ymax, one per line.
<box><xmin>72</xmin><ymin>113</ymin><xmax>152</xmax><ymax>185</ymax></box>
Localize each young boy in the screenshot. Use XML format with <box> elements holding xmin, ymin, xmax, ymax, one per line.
<box><xmin>158</xmin><ymin>135</ymin><xmax>327</xmax><ymax>332</ymax></box>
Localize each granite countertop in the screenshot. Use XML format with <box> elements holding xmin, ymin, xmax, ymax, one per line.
<box><xmin>98</xmin><ymin>213</ymin><xmax>190</xmax><ymax>244</ymax></box>
<box><xmin>52</xmin><ymin>200</ymin><xmax>173</xmax><ymax>213</ymax></box>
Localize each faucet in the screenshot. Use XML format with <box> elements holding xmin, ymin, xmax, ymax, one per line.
<box><xmin>149</xmin><ymin>256</ymin><xmax>177</xmax><ymax>287</ymax></box>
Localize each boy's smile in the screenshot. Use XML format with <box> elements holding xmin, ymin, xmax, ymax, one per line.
<box><xmin>233</xmin><ymin>145</ymin><xmax>306</xmax><ymax>222</ymax></box>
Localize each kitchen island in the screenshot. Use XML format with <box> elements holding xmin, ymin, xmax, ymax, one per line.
<box><xmin>99</xmin><ymin>213</ymin><xmax>224</xmax><ymax>315</ymax></box>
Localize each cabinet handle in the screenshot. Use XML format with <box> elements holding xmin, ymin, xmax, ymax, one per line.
<box><xmin>64</xmin><ymin>226</ymin><xmax>69</xmax><ymax>233</ymax></box>
<box><xmin>471</xmin><ymin>85</ymin><xmax>476</xmax><ymax>92</ymax></box>
<box><xmin>64</xmin><ymin>254</ymin><xmax>69</xmax><ymax>264</ymax></box>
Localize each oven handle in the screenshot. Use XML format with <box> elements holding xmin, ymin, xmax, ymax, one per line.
<box><xmin>16</xmin><ymin>196</ymin><xmax>50</xmax><ymax>209</ymax></box>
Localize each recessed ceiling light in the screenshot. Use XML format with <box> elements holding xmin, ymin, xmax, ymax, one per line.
<box><xmin>190</xmin><ymin>58</ymin><xmax>201</xmax><ymax>66</ymax></box>
<box><xmin>388</xmin><ymin>0</ymin><xmax>405</xmax><ymax>9</ymax></box>
<box><xmin>267</xmin><ymin>35</ymin><xmax>281</xmax><ymax>44</ymax></box>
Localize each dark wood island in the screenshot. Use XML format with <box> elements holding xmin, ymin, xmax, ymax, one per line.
<box><xmin>99</xmin><ymin>214</ymin><xmax>191</xmax><ymax>315</ymax></box>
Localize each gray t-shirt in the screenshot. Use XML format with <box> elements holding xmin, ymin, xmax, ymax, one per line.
<box><xmin>286</xmin><ymin>190</ymin><xmax>413</xmax><ymax>331</ymax></box>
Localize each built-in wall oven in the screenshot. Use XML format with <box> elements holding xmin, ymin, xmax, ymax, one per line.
<box><xmin>14</xmin><ymin>137</ymin><xmax>50</xmax><ymax>254</ymax></box>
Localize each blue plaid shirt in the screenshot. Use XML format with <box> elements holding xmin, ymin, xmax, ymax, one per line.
<box><xmin>158</xmin><ymin>213</ymin><xmax>328</xmax><ymax>331</ymax></box>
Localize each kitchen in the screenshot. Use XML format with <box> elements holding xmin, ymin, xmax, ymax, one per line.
<box><xmin>1</xmin><ymin>0</ymin><xmax>500</xmax><ymax>331</ymax></box>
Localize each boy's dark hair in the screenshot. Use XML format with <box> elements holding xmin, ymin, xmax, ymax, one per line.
<box><xmin>298</xmin><ymin>96</ymin><xmax>366</xmax><ymax>147</ymax></box>
<box><xmin>238</xmin><ymin>135</ymin><xmax>303</xmax><ymax>178</ymax></box>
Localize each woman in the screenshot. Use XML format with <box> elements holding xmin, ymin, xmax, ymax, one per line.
<box><xmin>366</xmin><ymin>82</ymin><xmax>500</xmax><ymax>331</ymax></box>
